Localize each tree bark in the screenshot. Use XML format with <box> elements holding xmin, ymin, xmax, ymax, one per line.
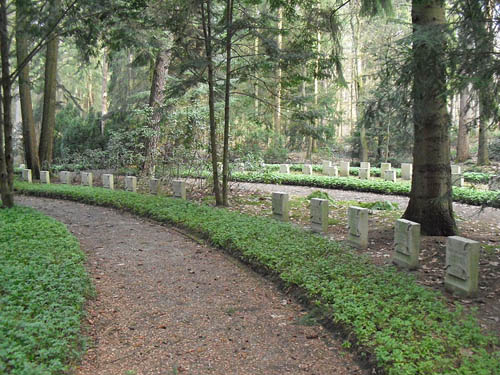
<box><xmin>39</xmin><ymin>0</ymin><xmax>60</xmax><ymax>167</ymax></box>
<box><xmin>403</xmin><ymin>0</ymin><xmax>456</xmax><ymax>236</ymax></box>
<box><xmin>477</xmin><ymin>93</ymin><xmax>489</xmax><ymax>165</ymax></box>
<box><xmin>222</xmin><ymin>0</ymin><xmax>234</xmax><ymax>206</ymax></box>
<box><xmin>201</xmin><ymin>0</ymin><xmax>222</xmax><ymax>206</ymax></box>
<box><xmin>100</xmin><ymin>49</ymin><xmax>108</xmax><ymax>134</ymax></box>
<box><xmin>274</xmin><ymin>7</ymin><xmax>282</xmax><ymax>135</ymax></box>
<box><xmin>143</xmin><ymin>47</ymin><xmax>172</xmax><ymax>176</ymax></box>
<box><xmin>16</xmin><ymin>2</ymin><xmax>41</xmax><ymax>179</ymax></box>
<box><xmin>0</xmin><ymin>0</ymin><xmax>14</xmax><ymax>207</ymax></box>
<box><xmin>456</xmin><ymin>85</ymin><xmax>472</xmax><ymax>162</ymax></box>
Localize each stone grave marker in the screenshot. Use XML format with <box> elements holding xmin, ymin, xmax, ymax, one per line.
<box><xmin>326</xmin><ymin>166</ymin><xmax>338</xmax><ymax>177</ymax></box>
<box><xmin>19</xmin><ymin>163</ymin><xmax>26</xmax><ymax>169</ymax></box>
<box><xmin>384</xmin><ymin>169</ymin><xmax>396</xmax><ymax>182</ymax></box>
<box><xmin>452</xmin><ymin>173</ymin><xmax>464</xmax><ymax>187</ymax></box>
<box><xmin>102</xmin><ymin>174</ymin><xmax>114</xmax><ymax>190</ymax></box>
<box><xmin>380</xmin><ymin>163</ymin><xmax>391</xmax><ymax>176</ymax></box>
<box><xmin>280</xmin><ymin>164</ymin><xmax>290</xmax><ymax>174</ymax></box>
<box><xmin>125</xmin><ymin>176</ymin><xmax>137</xmax><ymax>192</ymax></box>
<box><xmin>302</xmin><ymin>164</ymin><xmax>312</xmax><ymax>175</ymax></box>
<box><xmin>339</xmin><ymin>161</ymin><xmax>350</xmax><ymax>177</ymax></box>
<box><xmin>150</xmin><ymin>178</ymin><xmax>160</xmax><ymax>194</ymax></box>
<box><xmin>22</xmin><ymin>169</ymin><xmax>32</xmax><ymax>183</ymax></box>
<box><xmin>272</xmin><ymin>192</ymin><xmax>289</xmax><ymax>222</ymax></box>
<box><xmin>445</xmin><ymin>236</ymin><xmax>480</xmax><ymax>296</ymax></box>
<box><xmin>40</xmin><ymin>171</ymin><xmax>50</xmax><ymax>184</ymax></box>
<box><xmin>489</xmin><ymin>176</ymin><xmax>500</xmax><ymax>191</ymax></box>
<box><xmin>401</xmin><ymin>163</ymin><xmax>412</xmax><ymax>180</ymax></box>
<box><xmin>392</xmin><ymin>219</ymin><xmax>421</xmax><ymax>269</ymax></box>
<box><xmin>59</xmin><ymin>171</ymin><xmax>72</xmax><ymax>184</ymax></box>
<box><xmin>322</xmin><ymin>160</ymin><xmax>332</xmax><ymax>173</ymax></box>
<box><xmin>172</xmin><ymin>180</ymin><xmax>186</xmax><ymax>199</ymax></box>
<box><xmin>360</xmin><ymin>162</ymin><xmax>370</xmax><ymax>170</ymax></box>
<box><xmin>359</xmin><ymin>168</ymin><xmax>370</xmax><ymax>180</ymax></box>
<box><xmin>81</xmin><ymin>172</ymin><xmax>93</xmax><ymax>187</ymax></box>
<box><xmin>310</xmin><ymin>198</ymin><xmax>328</xmax><ymax>233</ymax></box>
<box><xmin>348</xmin><ymin>206</ymin><xmax>368</xmax><ymax>249</ymax></box>
<box><xmin>451</xmin><ymin>165</ymin><xmax>461</xmax><ymax>174</ymax></box>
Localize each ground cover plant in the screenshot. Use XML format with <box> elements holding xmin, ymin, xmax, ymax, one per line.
<box><xmin>0</xmin><ymin>206</ymin><xmax>92</xmax><ymax>374</ymax></box>
<box><xmin>15</xmin><ymin>181</ymin><xmax>500</xmax><ymax>375</ymax></box>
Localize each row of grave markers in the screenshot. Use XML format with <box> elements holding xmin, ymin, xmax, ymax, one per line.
<box><xmin>271</xmin><ymin>191</ymin><xmax>480</xmax><ymax>297</ymax></box>
<box><xmin>21</xmin><ymin>168</ymin><xmax>479</xmax><ymax>297</ymax></box>
<box><xmin>279</xmin><ymin>162</ymin><xmax>466</xmax><ymax>187</ymax></box>
<box><xmin>20</xmin><ymin>169</ymin><xmax>188</xmax><ymax>199</ymax></box>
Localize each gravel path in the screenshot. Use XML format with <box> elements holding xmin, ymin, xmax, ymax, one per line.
<box><xmin>19</xmin><ymin>196</ymin><xmax>367</xmax><ymax>375</ymax></box>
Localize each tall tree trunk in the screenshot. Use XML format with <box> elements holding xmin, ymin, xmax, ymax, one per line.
<box><xmin>16</xmin><ymin>1</ymin><xmax>40</xmax><ymax>179</ymax></box>
<box><xmin>143</xmin><ymin>47</ymin><xmax>172</xmax><ymax>176</ymax></box>
<box><xmin>0</xmin><ymin>0</ymin><xmax>14</xmax><ymax>207</ymax></box>
<box><xmin>477</xmin><ymin>93</ymin><xmax>489</xmax><ymax>165</ymax></box>
<box><xmin>403</xmin><ymin>0</ymin><xmax>456</xmax><ymax>236</ymax></box>
<box><xmin>39</xmin><ymin>0</ymin><xmax>60</xmax><ymax>166</ymax></box>
<box><xmin>254</xmin><ymin>7</ymin><xmax>259</xmax><ymax>119</ymax></box>
<box><xmin>222</xmin><ymin>0</ymin><xmax>234</xmax><ymax>206</ymax></box>
<box><xmin>201</xmin><ymin>0</ymin><xmax>222</xmax><ymax>206</ymax></box>
<box><xmin>456</xmin><ymin>85</ymin><xmax>472</xmax><ymax>162</ymax></box>
<box><xmin>274</xmin><ymin>7</ymin><xmax>282</xmax><ymax>135</ymax></box>
<box><xmin>100</xmin><ymin>49</ymin><xmax>108</xmax><ymax>134</ymax></box>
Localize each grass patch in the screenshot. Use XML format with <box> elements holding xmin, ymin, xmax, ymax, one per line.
<box><xmin>0</xmin><ymin>205</ymin><xmax>92</xmax><ymax>374</ymax></box>
<box><xmin>15</xmin><ymin>181</ymin><xmax>500</xmax><ymax>375</ymax></box>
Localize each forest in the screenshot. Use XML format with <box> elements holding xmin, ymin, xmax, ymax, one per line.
<box><xmin>0</xmin><ymin>0</ymin><xmax>499</xmax><ymax>233</ymax></box>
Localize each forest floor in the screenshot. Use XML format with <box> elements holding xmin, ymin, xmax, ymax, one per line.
<box><xmin>19</xmin><ymin>195</ymin><xmax>368</xmax><ymax>375</ymax></box>
<box><xmin>183</xmin><ymin>178</ymin><xmax>500</xmax><ymax>337</ymax></box>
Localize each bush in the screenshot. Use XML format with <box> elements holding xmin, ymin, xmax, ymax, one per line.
<box><xmin>15</xmin><ymin>182</ymin><xmax>500</xmax><ymax>375</ymax></box>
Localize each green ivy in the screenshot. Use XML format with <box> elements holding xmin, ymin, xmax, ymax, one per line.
<box><xmin>15</xmin><ymin>181</ymin><xmax>500</xmax><ymax>375</ymax></box>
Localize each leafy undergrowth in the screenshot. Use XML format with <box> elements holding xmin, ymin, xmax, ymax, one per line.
<box><xmin>226</xmin><ymin>172</ymin><xmax>500</xmax><ymax>208</ymax></box>
<box><xmin>15</xmin><ymin>182</ymin><xmax>500</xmax><ymax>375</ymax></box>
<box><xmin>0</xmin><ymin>205</ymin><xmax>92</xmax><ymax>374</ymax></box>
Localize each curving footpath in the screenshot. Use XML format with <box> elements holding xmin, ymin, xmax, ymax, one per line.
<box><xmin>19</xmin><ymin>196</ymin><xmax>367</xmax><ymax>375</ymax></box>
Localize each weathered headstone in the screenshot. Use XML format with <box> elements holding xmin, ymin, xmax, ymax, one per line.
<box><xmin>172</xmin><ymin>180</ymin><xmax>186</xmax><ymax>199</ymax></box>
<box><xmin>150</xmin><ymin>178</ymin><xmax>160</xmax><ymax>194</ymax></box>
<box><xmin>280</xmin><ymin>164</ymin><xmax>290</xmax><ymax>174</ymax></box>
<box><xmin>125</xmin><ymin>176</ymin><xmax>137</xmax><ymax>192</ymax></box>
<box><xmin>445</xmin><ymin>236</ymin><xmax>480</xmax><ymax>296</ymax></box>
<box><xmin>302</xmin><ymin>164</ymin><xmax>312</xmax><ymax>175</ymax></box>
<box><xmin>488</xmin><ymin>176</ymin><xmax>500</xmax><ymax>191</ymax></box>
<box><xmin>59</xmin><ymin>171</ymin><xmax>72</xmax><ymax>184</ymax></box>
<box><xmin>384</xmin><ymin>169</ymin><xmax>397</xmax><ymax>182</ymax></box>
<box><xmin>102</xmin><ymin>174</ymin><xmax>114</xmax><ymax>190</ymax></box>
<box><xmin>451</xmin><ymin>165</ymin><xmax>461</xmax><ymax>174</ymax></box>
<box><xmin>322</xmin><ymin>160</ymin><xmax>332</xmax><ymax>173</ymax></box>
<box><xmin>380</xmin><ymin>163</ymin><xmax>391</xmax><ymax>176</ymax></box>
<box><xmin>339</xmin><ymin>161</ymin><xmax>350</xmax><ymax>177</ymax></box>
<box><xmin>310</xmin><ymin>198</ymin><xmax>329</xmax><ymax>233</ymax></box>
<box><xmin>19</xmin><ymin>163</ymin><xmax>26</xmax><ymax>169</ymax></box>
<box><xmin>325</xmin><ymin>166</ymin><xmax>339</xmax><ymax>177</ymax></box>
<box><xmin>348</xmin><ymin>206</ymin><xmax>368</xmax><ymax>249</ymax></box>
<box><xmin>452</xmin><ymin>173</ymin><xmax>464</xmax><ymax>187</ymax></box>
<box><xmin>360</xmin><ymin>162</ymin><xmax>370</xmax><ymax>170</ymax></box>
<box><xmin>81</xmin><ymin>172</ymin><xmax>93</xmax><ymax>187</ymax></box>
<box><xmin>392</xmin><ymin>219</ymin><xmax>421</xmax><ymax>269</ymax></box>
<box><xmin>22</xmin><ymin>169</ymin><xmax>32</xmax><ymax>183</ymax></box>
<box><xmin>359</xmin><ymin>167</ymin><xmax>370</xmax><ymax>180</ymax></box>
<box><xmin>40</xmin><ymin>171</ymin><xmax>50</xmax><ymax>184</ymax></box>
<box><xmin>401</xmin><ymin>163</ymin><xmax>412</xmax><ymax>180</ymax></box>
<box><xmin>272</xmin><ymin>192</ymin><xmax>289</xmax><ymax>222</ymax></box>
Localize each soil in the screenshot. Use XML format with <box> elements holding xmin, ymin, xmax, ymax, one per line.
<box><xmin>18</xmin><ymin>196</ymin><xmax>368</xmax><ymax>375</ymax></box>
<box><xmin>184</xmin><ymin>179</ymin><xmax>500</xmax><ymax>337</ymax></box>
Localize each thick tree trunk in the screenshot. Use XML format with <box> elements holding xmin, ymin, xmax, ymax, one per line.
<box><xmin>274</xmin><ymin>7</ymin><xmax>282</xmax><ymax>135</ymax></box>
<box><xmin>403</xmin><ymin>0</ymin><xmax>456</xmax><ymax>236</ymax></box>
<box><xmin>201</xmin><ymin>0</ymin><xmax>222</xmax><ymax>206</ymax></box>
<box><xmin>39</xmin><ymin>0</ymin><xmax>60</xmax><ymax>166</ymax></box>
<box><xmin>143</xmin><ymin>48</ymin><xmax>172</xmax><ymax>176</ymax></box>
<box><xmin>16</xmin><ymin>3</ymin><xmax>41</xmax><ymax>179</ymax></box>
<box><xmin>456</xmin><ymin>85</ymin><xmax>472</xmax><ymax>162</ymax></box>
<box><xmin>477</xmin><ymin>92</ymin><xmax>489</xmax><ymax>165</ymax></box>
<box><xmin>0</xmin><ymin>0</ymin><xmax>14</xmax><ymax>207</ymax></box>
<box><xmin>222</xmin><ymin>0</ymin><xmax>234</xmax><ymax>206</ymax></box>
<box><xmin>100</xmin><ymin>50</ymin><xmax>108</xmax><ymax>134</ymax></box>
